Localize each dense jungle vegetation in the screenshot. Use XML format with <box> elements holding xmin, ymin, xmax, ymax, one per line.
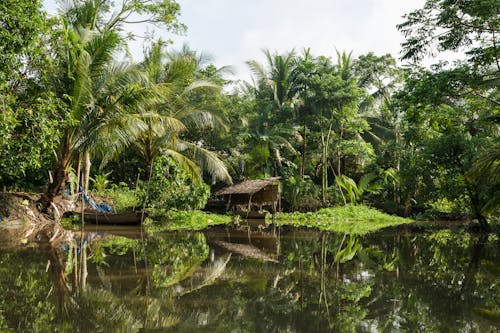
<box><xmin>0</xmin><ymin>0</ymin><xmax>498</xmax><ymax>228</ymax></box>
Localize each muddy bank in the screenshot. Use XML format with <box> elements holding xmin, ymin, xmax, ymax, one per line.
<box><xmin>0</xmin><ymin>192</ymin><xmax>75</xmax><ymax>249</ymax></box>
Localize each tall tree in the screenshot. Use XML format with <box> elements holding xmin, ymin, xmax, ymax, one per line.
<box><xmin>396</xmin><ymin>0</ymin><xmax>499</xmax><ymax>226</ymax></box>
<box><xmin>244</xmin><ymin>50</ymin><xmax>301</xmax><ymax>177</ymax></box>
<box><xmin>398</xmin><ymin>0</ymin><xmax>500</xmax><ymax>71</ymax></box>
<box><xmin>0</xmin><ymin>0</ymin><xmax>63</xmax><ymax>189</ymax></box>
<box><xmin>37</xmin><ymin>0</ymin><xmax>184</xmax><ymax>210</ymax></box>
<box><xmin>135</xmin><ymin>41</ymin><xmax>232</xmax><ymax>183</ymax></box>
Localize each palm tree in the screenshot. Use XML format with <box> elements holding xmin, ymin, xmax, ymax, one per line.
<box><xmin>246</xmin><ymin>49</ymin><xmax>298</xmax><ymax>113</ymax></box>
<box><xmin>244</xmin><ymin>49</ymin><xmax>301</xmax><ymax>177</ymax></box>
<box><xmin>246</xmin><ymin>123</ymin><xmax>300</xmax><ymax>177</ymax></box>
<box><xmin>135</xmin><ymin>41</ymin><xmax>232</xmax><ymax>183</ymax></box>
<box><xmin>37</xmin><ymin>0</ymin><xmax>168</xmax><ymax>210</ymax></box>
<box><xmin>354</xmin><ymin>53</ymin><xmax>404</xmax><ymax>165</ymax></box>
<box><xmin>467</xmin><ymin>142</ymin><xmax>500</xmax><ymax>216</ymax></box>
<box><xmin>38</xmin><ymin>10</ymin><xmax>121</xmax><ymax>209</ymax></box>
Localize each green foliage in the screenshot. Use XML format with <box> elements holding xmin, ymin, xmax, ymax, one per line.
<box><xmin>0</xmin><ymin>0</ymin><xmax>496</xmax><ymax>231</ymax></box>
<box><xmin>147</xmin><ymin>156</ymin><xmax>210</xmax><ymax>211</ymax></box>
<box><xmin>398</xmin><ymin>0</ymin><xmax>500</xmax><ymax>68</ymax></box>
<box><xmin>282</xmin><ymin>175</ymin><xmax>322</xmax><ymax>211</ymax></box>
<box><xmin>0</xmin><ymin>0</ymin><xmax>44</xmax><ymax>83</ymax></box>
<box><xmin>335</xmin><ymin>174</ymin><xmax>383</xmax><ymax>204</ymax></box>
<box><xmin>90</xmin><ymin>172</ymin><xmax>112</xmax><ymax>192</ymax></box>
<box><xmin>394</xmin><ymin>63</ymin><xmax>498</xmax><ymax>223</ymax></box>
<box><xmin>0</xmin><ymin>93</ymin><xmax>62</xmax><ymax>189</ymax></box>
<box><xmin>274</xmin><ymin>205</ymin><xmax>413</xmax><ymax>235</ymax></box>
<box><xmin>467</xmin><ymin>142</ymin><xmax>500</xmax><ymax>215</ymax></box>
<box><xmin>0</xmin><ymin>1</ymin><xmax>63</xmax><ymax>189</ymax></box>
<box><xmin>98</xmin><ymin>182</ymin><xmax>142</xmax><ymax>212</ymax></box>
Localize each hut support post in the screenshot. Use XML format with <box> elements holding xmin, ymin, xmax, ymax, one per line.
<box><xmin>226</xmin><ymin>194</ymin><xmax>232</xmax><ymax>212</ymax></box>
<box><xmin>246</xmin><ymin>194</ymin><xmax>253</xmax><ymax>218</ymax></box>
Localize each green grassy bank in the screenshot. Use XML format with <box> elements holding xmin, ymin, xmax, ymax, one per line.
<box><xmin>150</xmin><ymin>205</ymin><xmax>413</xmax><ymax>234</ymax></box>
<box><xmin>270</xmin><ymin>205</ymin><xmax>414</xmax><ymax>235</ymax></box>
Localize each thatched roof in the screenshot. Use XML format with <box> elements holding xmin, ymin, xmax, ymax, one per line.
<box><xmin>215</xmin><ymin>177</ymin><xmax>281</xmax><ymax>196</ymax></box>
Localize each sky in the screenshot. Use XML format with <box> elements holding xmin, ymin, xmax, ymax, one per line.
<box><xmin>44</xmin><ymin>0</ymin><xmax>427</xmax><ymax>82</ymax></box>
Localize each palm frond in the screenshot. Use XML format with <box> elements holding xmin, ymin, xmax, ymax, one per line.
<box><xmin>183</xmin><ymin>80</ymin><xmax>220</xmax><ymax>94</ymax></box>
<box><xmin>246</xmin><ymin>59</ymin><xmax>267</xmax><ymax>84</ymax></box>
<box><xmin>173</xmin><ymin>141</ymin><xmax>232</xmax><ymax>184</ymax></box>
<box><xmin>162</xmin><ymin>149</ymin><xmax>202</xmax><ymax>181</ymax></box>
<box><xmin>140</xmin><ymin>113</ymin><xmax>187</xmax><ymax>133</ymax></box>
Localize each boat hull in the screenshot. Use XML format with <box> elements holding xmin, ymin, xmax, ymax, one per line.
<box><xmin>67</xmin><ymin>210</ymin><xmax>145</xmax><ymax>225</ymax></box>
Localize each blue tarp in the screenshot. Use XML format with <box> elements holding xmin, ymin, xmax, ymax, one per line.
<box><xmin>78</xmin><ymin>186</ymin><xmax>113</xmax><ymax>213</ymax></box>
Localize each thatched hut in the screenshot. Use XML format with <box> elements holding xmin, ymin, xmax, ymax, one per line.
<box><xmin>214</xmin><ymin>177</ymin><xmax>281</xmax><ymax>216</ymax></box>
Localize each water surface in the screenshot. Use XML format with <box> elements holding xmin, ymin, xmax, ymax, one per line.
<box><xmin>0</xmin><ymin>224</ymin><xmax>498</xmax><ymax>332</ymax></box>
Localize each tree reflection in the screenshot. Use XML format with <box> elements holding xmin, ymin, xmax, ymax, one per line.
<box><xmin>0</xmin><ymin>228</ymin><xmax>497</xmax><ymax>332</ymax></box>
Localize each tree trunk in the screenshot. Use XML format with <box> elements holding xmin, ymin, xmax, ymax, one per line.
<box><xmin>321</xmin><ymin>124</ymin><xmax>333</xmax><ymax>206</ymax></box>
<box><xmin>75</xmin><ymin>154</ymin><xmax>81</xmax><ymax>195</ymax></box>
<box><xmin>337</xmin><ymin>126</ymin><xmax>343</xmax><ymax>177</ymax></box>
<box><xmin>37</xmin><ymin>143</ymin><xmax>72</xmax><ymax>212</ymax></box>
<box><xmin>321</xmin><ymin>133</ymin><xmax>328</xmax><ymax>205</ymax></box>
<box><xmin>144</xmin><ymin>138</ymin><xmax>154</xmax><ymax>177</ymax></box>
<box><xmin>83</xmin><ymin>151</ymin><xmax>91</xmax><ymax>192</ymax></box>
<box><xmin>300</xmin><ymin>124</ymin><xmax>307</xmax><ymax>180</ymax></box>
<box><xmin>271</xmin><ymin>147</ymin><xmax>282</xmax><ymax>176</ymax></box>
<box><xmin>465</xmin><ymin>178</ymin><xmax>490</xmax><ymax>231</ymax></box>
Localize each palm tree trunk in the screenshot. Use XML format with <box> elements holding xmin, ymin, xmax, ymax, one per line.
<box><xmin>83</xmin><ymin>151</ymin><xmax>91</xmax><ymax>192</ymax></box>
<box><xmin>271</xmin><ymin>147</ymin><xmax>282</xmax><ymax>176</ymax></box>
<box><xmin>321</xmin><ymin>133</ymin><xmax>328</xmax><ymax>205</ymax></box>
<box><xmin>321</xmin><ymin>124</ymin><xmax>333</xmax><ymax>205</ymax></box>
<box><xmin>300</xmin><ymin>123</ymin><xmax>307</xmax><ymax>180</ymax></box>
<box><xmin>38</xmin><ymin>140</ymin><xmax>72</xmax><ymax>212</ymax></box>
<box><xmin>75</xmin><ymin>154</ymin><xmax>81</xmax><ymax>195</ymax></box>
<box><xmin>143</xmin><ymin>137</ymin><xmax>154</xmax><ymax>177</ymax></box>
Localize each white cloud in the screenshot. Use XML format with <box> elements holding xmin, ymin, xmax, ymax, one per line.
<box><xmin>44</xmin><ymin>0</ymin><xmax>428</xmax><ymax>81</ymax></box>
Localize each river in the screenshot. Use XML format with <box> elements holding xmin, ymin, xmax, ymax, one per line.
<box><xmin>0</xmin><ymin>224</ymin><xmax>498</xmax><ymax>332</ymax></box>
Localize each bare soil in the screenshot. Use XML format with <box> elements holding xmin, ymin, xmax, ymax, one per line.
<box><xmin>0</xmin><ymin>192</ymin><xmax>75</xmax><ymax>249</ymax></box>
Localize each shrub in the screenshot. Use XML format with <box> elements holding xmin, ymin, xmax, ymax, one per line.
<box><xmin>147</xmin><ymin>156</ymin><xmax>210</xmax><ymax>211</ymax></box>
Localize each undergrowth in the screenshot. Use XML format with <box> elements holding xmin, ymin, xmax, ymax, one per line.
<box><xmin>273</xmin><ymin>205</ymin><xmax>414</xmax><ymax>235</ymax></box>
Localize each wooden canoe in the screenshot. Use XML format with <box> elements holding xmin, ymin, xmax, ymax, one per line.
<box><xmin>66</xmin><ymin>210</ymin><xmax>146</xmax><ymax>225</ymax></box>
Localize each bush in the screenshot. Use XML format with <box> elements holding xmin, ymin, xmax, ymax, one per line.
<box><xmin>282</xmin><ymin>176</ymin><xmax>322</xmax><ymax>212</ymax></box>
<box><xmin>98</xmin><ymin>182</ymin><xmax>143</xmax><ymax>212</ymax></box>
<box><xmin>147</xmin><ymin>156</ymin><xmax>210</xmax><ymax>211</ymax></box>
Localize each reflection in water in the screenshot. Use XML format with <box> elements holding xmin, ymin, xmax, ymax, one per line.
<box><xmin>0</xmin><ymin>225</ymin><xmax>498</xmax><ymax>332</ymax></box>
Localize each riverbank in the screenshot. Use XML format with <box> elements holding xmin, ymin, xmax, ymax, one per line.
<box><xmin>0</xmin><ymin>192</ymin><xmax>74</xmax><ymax>249</ymax></box>
<box><xmin>270</xmin><ymin>205</ymin><xmax>414</xmax><ymax>235</ymax></box>
<box><xmin>3</xmin><ymin>191</ymin><xmax>494</xmax><ymax>241</ymax></box>
<box><xmin>147</xmin><ymin>205</ymin><xmax>414</xmax><ymax>234</ymax></box>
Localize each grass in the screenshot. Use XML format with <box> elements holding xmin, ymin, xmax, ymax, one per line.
<box><xmin>272</xmin><ymin>205</ymin><xmax>414</xmax><ymax>235</ymax></box>
<box><xmin>147</xmin><ymin>210</ymin><xmax>235</xmax><ymax>231</ymax></box>
<box><xmin>61</xmin><ymin>199</ymin><xmax>413</xmax><ymax>235</ymax></box>
<box><xmin>145</xmin><ymin>205</ymin><xmax>413</xmax><ymax>234</ymax></box>
<box><xmin>93</xmin><ymin>182</ymin><xmax>142</xmax><ymax>212</ymax></box>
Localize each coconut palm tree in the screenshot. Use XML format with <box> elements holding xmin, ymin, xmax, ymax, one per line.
<box><xmin>244</xmin><ymin>49</ymin><xmax>302</xmax><ymax>177</ymax></box>
<box><xmin>135</xmin><ymin>41</ymin><xmax>232</xmax><ymax>183</ymax></box>
<box><xmin>38</xmin><ymin>17</ymin><xmax>122</xmax><ymax>209</ymax></box>
<box><xmin>246</xmin><ymin>49</ymin><xmax>298</xmax><ymax>115</ymax></box>
<box><xmin>38</xmin><ymin>0</ymin><xmax>176</xmax><ymax>210</ymax></box>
